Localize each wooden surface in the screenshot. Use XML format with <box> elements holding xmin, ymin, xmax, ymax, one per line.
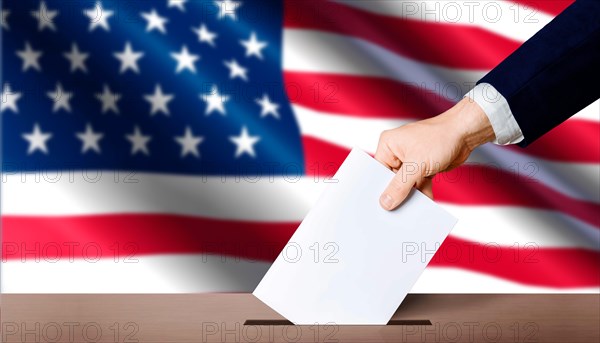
<box><xmin>1</xmin><ymin>294</ymin><xmax>598</xmax><ymax>342</ymax></box>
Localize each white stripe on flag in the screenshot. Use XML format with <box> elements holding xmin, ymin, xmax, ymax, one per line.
<box><xmin>332</xmin><ymin>0</ymin><xmax>553</xmax><ymax>42</ymax></box>
<box><xmin>572</xmin><ymin>100</ymin><xmax>600</xmax><ymax>122</ymax></box>
<box><xmin>2</xmin><ymin>255</ymin><xmax>597</xmax><ymax>293</ymax></box>
<box><xmin>283</xmin><ymin>29</ymin><xmax>486</xmax><ymax>100</ymax></box>
<box><xmin>444</xmin><ymin>205</ymin><xmax>599</xmax><ymax>250</ymax></box>
<box><xmin>3</xmin><ymin>174</ymin><xmax>598</xmax><ymax>249</ymax></box>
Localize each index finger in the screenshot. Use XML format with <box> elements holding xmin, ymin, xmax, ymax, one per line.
<box><xmin>374</xmin><ymin>143</ymin><xmax>401</xmax><ymax>171</ymax></box>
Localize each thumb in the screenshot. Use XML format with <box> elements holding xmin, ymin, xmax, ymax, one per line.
<box><xmin>379</xmin><ymin>162</ymin><xmax>421</xmax><ymax>210</ymax></box>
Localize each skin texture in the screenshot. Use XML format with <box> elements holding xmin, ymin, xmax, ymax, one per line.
<box><xmin>375</xmin><ymin>97</ymin><xmax>496</xmax><ymax>211</ymax></box>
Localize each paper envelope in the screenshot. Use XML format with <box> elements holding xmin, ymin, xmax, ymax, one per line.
<box><xmin>253</xmin><ymin>148</ymin><xmax>457</xmax><ymax>325</ymax></box>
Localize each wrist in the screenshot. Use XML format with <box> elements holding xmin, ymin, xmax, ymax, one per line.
<box><xmin>448</xmin><ymin>97</ymin><xmax>495</xmax><ymax>151</ymax></box>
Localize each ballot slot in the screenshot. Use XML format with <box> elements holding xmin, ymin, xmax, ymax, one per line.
<box><xmin>243</xmin><ymin>319</ymin><xmax>432</xmax><ymax>326</ymax></box>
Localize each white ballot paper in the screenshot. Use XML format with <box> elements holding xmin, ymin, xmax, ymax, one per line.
<box><xmin>253</xmin><ymin>148</ymin><xmax>458</xmax><ymax>325</ymax></box>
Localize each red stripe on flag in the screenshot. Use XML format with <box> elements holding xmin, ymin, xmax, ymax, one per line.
<box><xmin>434</xmin><ymin>165</ymin><xmax>600</xmax><ymax>228</ymax></box>
<box><xmin>3</xmin><ymin>215</ymin><xmax>599</xmax><ymax>287</ymax></box>
<box><xmin>302</xmin><ymin>136</ymin><xmax>600</xmax><ymax>227</ymax></box>
<box><xmin>2</xmin><ymin>215</ymin><xmax>294</xmax><ymax>262</ymax></box>
<box><xmin>283</xmin><ymin>0</ymin><xmax>520</xmax><ymax>69</ymax></box>
<box><xmin>433</xmin><ymin>236</ymin><xmax>600</xmax><ymax>288</ymax></box>
<box><xmin>284</xmin><ymin>72</ymin><xmax>453</xmax><ymax>119</ymax></box>
<box><xmin>511</xmin><ymin>0</ymin><xmax>574</xmax><ymax>16</ymax></box>
<box><xmin>302</xmin><ymin>136</ymin><xmax>347</xmax><ymax>173</ymax></box>
<box><xmin>506</xmin><ymin>119</ymin><xmax>600</xmax><ymax>164</ymax></box>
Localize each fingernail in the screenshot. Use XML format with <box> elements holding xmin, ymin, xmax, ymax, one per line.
<box><xmin>380</xmin><ymin>194</ymin><xmax>394</xmax><ymax>210</ymax></box>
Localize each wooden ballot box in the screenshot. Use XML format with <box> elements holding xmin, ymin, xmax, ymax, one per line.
<box><xmin>1</xmin><ymin>294</ymin><xmax>598</xmax><ymax>342</ymax></box>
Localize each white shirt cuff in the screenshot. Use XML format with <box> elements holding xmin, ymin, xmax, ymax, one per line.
<box><xmin>465</xmin><ymin>83</ymin><xmax>524</xmax><ymax>145</ymax></box>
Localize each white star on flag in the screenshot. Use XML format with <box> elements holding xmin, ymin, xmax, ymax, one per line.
<box><xmin>76</xmin><ymin>124</ymin><xmax>104</xmax><ymax>154</ymax></box>
<box><xmin>192</xmin><ymin>23</ymin><xmax>217</xmax><ymax>47</ymax></box>
<box><xmin>1</xmin><ymin>83</ymin><xmax>22</xmax><ymax>113</ymax></box>
<box><xmin>240</xmin><ymin>32</ymin><xmax>267</xmax><ymax>60</ymax></box>
<box><xmin>141</xmin><ymin>9</ymin><xmax>168</xmax><ymax>34</ymax></box>
<box><xmin>126</xmin><ymin>126</ymin><xmax>152</xmax><ymax>156</ymax></box>
<box><xmin>168</xmin><ymin>0</ymin><xmax>187</xmax><ymax>12</ymax></box>
<box><xmin>16</xmin><ymin>42</ymin><xmax>43</xmax><ymax>72</ymax></box>
<box><xmin>201</xmin><ymin>85</ymin><xmax>230</xmax><ymax>116</ymax></box>
<box><xmin>22</xmin><ymin>123</ymin><xmax>52</xmax><ymax>155</ymax></box>
<box><xmin>95</xmin><ymin>84</ymin><xmax>121</xmax><ymax>114</ymax></box>
<box><xmin>230</xmin><ymin>126</ymin><xmax>260</xmax><ymax>158</ymax></box>
<box><xmin>224</xmin><ymin>59</ymin><xmax>248</xmax><ymax>81</ymax></box>
<box><xmin>215</xmin><ymin>0</ymin><xmax>241</xmax><ymax>20</ymax></box>
<box><xmin>47</xmin><ymin>83</ymin><xmax>73</xmax><ymax>113</ymax></box>
<box><xmin>256</xmin><ymin>94</ymin><xmax>280</xmax><ymax>119</ymax></box>
<box><xmin>31</xmin><ymin>1</ymin><xmax>58</xmax><ymax>31</ymax></box>
<box><xmin>144</xmin><ymin>84</ymin><xmax>174</xmax><ymax>116</ymax></box>
<box><xmin>175</xmin><ymin>126</ymin><xmax>204</xmax><ymax>158</ymax></box>
<box><xmin>85</xmin><ymin>1</ymin><xmax>114</xmax><ymax>31</ymax></box>
<box><xmin>64</xmin><ymin>43</ymin><xmax>89</xmax><ymax>73</ymax></box>
<box><xmin>114</xmin><ymin>42</ymin><xmax>144</xmax><ymax>74</ymax></box>
<box><xmin>171</xmin><ymin>45</ymin><xmax>200</xmax><ymax>73</ymax></box>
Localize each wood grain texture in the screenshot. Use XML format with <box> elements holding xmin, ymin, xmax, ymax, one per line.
<box><xmin>1</xmin><ymin>294</ymin><xmax>598</xmax><ymax>342</ymax></box>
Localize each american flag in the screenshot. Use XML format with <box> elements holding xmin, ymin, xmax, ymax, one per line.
<box><xmin>2</xmin><ymin>0</ymin><xmax>598</xmax><ymax>292</ymax></box>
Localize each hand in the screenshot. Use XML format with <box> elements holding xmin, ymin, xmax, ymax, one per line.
<box><xmin>375</xmin><ymin>97</ymin><xmax>495</xmax><ymax>210</ymax></box>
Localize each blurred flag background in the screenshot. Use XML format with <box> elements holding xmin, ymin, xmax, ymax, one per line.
<box><xmin>2</xmin><ymin>0</ymin><xmax>598</xmax><ymax>292</ymax></box>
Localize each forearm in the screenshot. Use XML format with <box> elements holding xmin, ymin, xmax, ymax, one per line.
<box><xmin>478</xmin><ymin>0</ymin><xmax>600</xmax><ymax>146</ymax></box>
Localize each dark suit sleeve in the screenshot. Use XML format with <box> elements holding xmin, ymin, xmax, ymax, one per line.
<box><xmin>477</xmin><ymin>0</ymin><xmax>600</xmax><ymax>147</ymax></box>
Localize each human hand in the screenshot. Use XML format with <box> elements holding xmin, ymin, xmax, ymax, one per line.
<box><xmin>376</xmin><ymin>97</ymin><xmax>495</xmax><ymax>210</ymax></box>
